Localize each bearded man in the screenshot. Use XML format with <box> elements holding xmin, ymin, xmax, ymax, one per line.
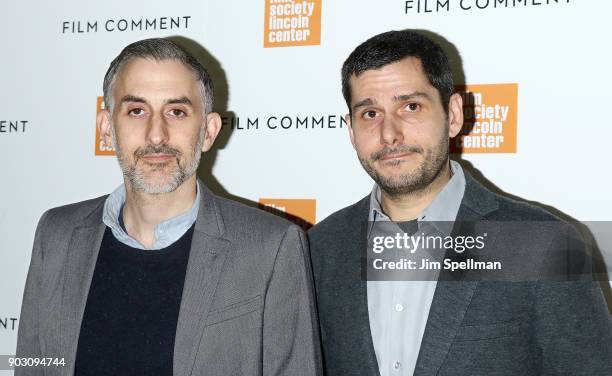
<box><xmin>16</xmin><ymin>38</ymin><xmax>321</xmax><ymax>376</ymax></box>
<box><xmin>308</xmin><ymin>30</ymin><xmax>612</xmax><ymax>375</ymax></box>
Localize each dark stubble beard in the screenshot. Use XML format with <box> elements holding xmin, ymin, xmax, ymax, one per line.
<box><xmin>358</xmin><ymin>123</ymin><xmax>449</xmax><ymax>198</ymax></box>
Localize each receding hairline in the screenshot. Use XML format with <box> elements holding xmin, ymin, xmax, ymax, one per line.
<box><xmin>110</xmin><ymin>56</ymin><xmax>202</xmax><ymax>85</ymax></box>
<box><xmin>106</xmin><ymin>55</ymin><xmax>207</xmax><ymax>112</ymax></box>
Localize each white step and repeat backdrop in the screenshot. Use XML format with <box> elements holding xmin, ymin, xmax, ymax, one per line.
<box><xmin>2</xmin><ymin>0</ymin><xmax>611</xmax><ymax>366</ymax></box>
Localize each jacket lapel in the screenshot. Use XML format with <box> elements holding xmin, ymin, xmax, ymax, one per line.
<box><xmin>414</xmin><ymin>172</ymin><xmax>500</xmax><ymax>375</ymax></box>
<box><xmin>60</xmin><ymin>204</ymin><xmax>106</xmax><ymax>375</ymax></box>
<box><xmin>355</xmin><ymin>279</ymin><xmax>381</xmax><ymax>375</ymax></box>
<box><xmin>173</xmin><ymin>185</ymin><xmax>231</xmax><ymax>376</ymax></box>
<box><xmin>413</xmin><ymin>280</ymin><xmax>478</xmax><ymax>376</ymax></box>
<box><xmin>345</xmin><ymin>198</ymin><xmax>381</xmax><ymax>375</ymax></box>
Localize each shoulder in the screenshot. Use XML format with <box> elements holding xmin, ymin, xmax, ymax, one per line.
<box><xmin>213</xmin><ymin>195</ymin><xmax>302</xmax><ymax>243</ymax></box>
<box><xmin>463</xmin><ymin>171</ymin><xmax>563</xmax><ymax>223</ymax></box>
<box><xmin>30</xmin><ymin>195</ymin><xmax>107</xmax><ymax>261</ymax></box>
<box><xmin>308</xmin><ymin>195</ymin><xmax>369</xmax><ymax>246</ymax></box>
<box><xmin>467</xmin><ymin>177</ymin><xmax>574</xmax><ymax>245</ymax></box>
<box><xmin>208</xmin><ymin>195</ymin><xmax>310</xmax><ymax>278</ymax></box>
<box><xmin>40</xmin><ymin>195</ymin><xmax>107</xmax><ymax>230</ymax></box>
<box><xmin>489</xmin><ymin>194</ymin><xmax>563</xmax><ymax>222</ymax></box>
<box><xmin>489</xmin><ymin>193</ymin><xmax>577</xmax><ymax>249</ymax></box>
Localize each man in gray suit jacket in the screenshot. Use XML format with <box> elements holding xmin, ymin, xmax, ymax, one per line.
<box><xmin>16</xmin><ymin>38</ymin><xmax>321</xmax><ymax>375</ymax></box>
<box><xmin>308</xmin><ymin>30</ymin><xmax>612</xmax><ymax>375</ymax></box>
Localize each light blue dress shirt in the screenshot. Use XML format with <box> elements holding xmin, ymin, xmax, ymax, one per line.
<box><xmin>102</xmin><ymin>182</ymin><xmax>201</xmax><ymax>250</ymax></box>
<box><xmin>367</xmin><ymin>160</ymin><xmax>466</xmax><ymax>376</ymax></box>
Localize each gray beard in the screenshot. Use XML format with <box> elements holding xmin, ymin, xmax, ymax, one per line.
<box><xmin>112</xmin><ymin>125</ymin><xmax>205</xmax><ymax>194</ymax></box>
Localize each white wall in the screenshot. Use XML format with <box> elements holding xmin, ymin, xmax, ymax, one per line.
<box><xmin>1</xmin><ymin>0</ymin><xmax>610</xmax><ymax>371</ymax></box>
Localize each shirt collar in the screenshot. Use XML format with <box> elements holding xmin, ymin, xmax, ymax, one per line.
<box><xmin>102</xmin><ymin>181</ymin><xmax>201</xmax><ymax>250</ymax></box>
<box><xmin>368</xmin><ymin>160</ymin><xmax>466</xmax><ymax>236</ymax></box>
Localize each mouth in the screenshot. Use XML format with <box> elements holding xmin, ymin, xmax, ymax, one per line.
<box><xmin>141</xmin><ymin>154</ymin><xmax>174</xmax><ymax>163</ymax></box>
<box><xmin>378</xmin><ymin>152</ymin><xmax>414</xmax><ymax>161</ymax></box>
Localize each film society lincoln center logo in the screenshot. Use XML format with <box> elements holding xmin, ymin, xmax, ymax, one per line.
<box><xmin>452</xmin><ymin>83</ymin><xmax>518</xmax><ymax>153</ymax></box>
<box><xmin>264</xmin><ymin>0</ymin><xmax>322</xmax><ymax>48</ymax></box>
<box><xmin>259</xmin><ymin>198</ymin><xmax>316</xmax><ymax>229</ymax></box>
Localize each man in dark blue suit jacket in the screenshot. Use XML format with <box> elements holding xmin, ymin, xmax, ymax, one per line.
<box><xmin>308</xmin><ymin>30</ymin><xmax>612</xmax><ymax>375</ymax></box>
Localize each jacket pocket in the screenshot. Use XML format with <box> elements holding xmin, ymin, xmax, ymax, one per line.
<box><xmin>205</xmin><ymin>295</ymin><xmax>263</xmax><ymax>326</ymax></box>
<box><xmin>454</xmin><ymin>321</ymin><xmax>521</xmax><ymax>341</ymax></box>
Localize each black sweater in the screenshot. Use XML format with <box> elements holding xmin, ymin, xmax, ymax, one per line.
<box><xmin>74</xmin><ymin>225</ymin><xmax>194</xmax><ymax>375</ymax></box>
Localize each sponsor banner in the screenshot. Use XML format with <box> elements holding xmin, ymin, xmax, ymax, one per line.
<box><xmin>0</xmin><ymin>120</ymin><xmax>28</xmax><ymax>133</ymax></box>
<box><xmin>264</xmin><ymin>0</ymin><xmax>322</xmax><ymax>48</ymax></box>
<box><xmin>452</xmin><ymin>83</ymin><xmax>518</xmax><ymax>153</ymax></box>
<box><xmin>62</xmin><ymin>16</ymin><xmax>192</xmax><ymax>34</ymax></box>
<box><xmin>403</xmin><ymin>0</ymin><xmax>572</xmax><ymax>14</ymax></box>
<box><xmin>259</xmin><ymin>198</ymin><xmax>317</xmax><ymax>228</ymax></box>
<box><xmin>220</xmin><ymin>113</ymin><xmax>347</xmax><ymax>131</ymax></box>
<box><xmin>0</xmin><ymin>317</ymin><xmax>18</xmax><ymax>331</ymax></box>
<box><xmin>95</xmin><ymin>97</ymin><xmax>115</xmax><ymax>156</ymax></box>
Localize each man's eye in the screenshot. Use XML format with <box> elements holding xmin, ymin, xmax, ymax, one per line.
<box><xmin>362</xmin><ymin>110</ymin><xmax>377</xmax><ymax>120</ymax></box>
<box><xmin>128</xmin><ymin>108</ymin><xmax>145</xmax><ymax>116</ymax></box>
<box><xmin>405</xmin><ymin>103</ymin><xmax>421</xmax><ymax>112</ymax></box>
<box><xmin>168</xmin><ymin>109</ymin><xmax>186</xmax><ymax>117</ymax></box>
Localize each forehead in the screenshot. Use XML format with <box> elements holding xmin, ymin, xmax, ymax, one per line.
<box><xmin>349</xmin><ymin>57</ymin><xmax>435</xmax><ymax>102</ymax></box>
<box><xmin>113</xmin><ymin>58</ymin><xmax>199</xmax><ymax>98</ymax></box>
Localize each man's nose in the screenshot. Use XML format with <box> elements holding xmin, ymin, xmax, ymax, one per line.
<box><xmin>146</xmin><ymin>113</ymin><xmax>169</xmax><ymax>145</ymax></box>
<box><xmin>380</xmin><ymin>113</ymin><xmax>404</xmax><ymax>146</ymax></box>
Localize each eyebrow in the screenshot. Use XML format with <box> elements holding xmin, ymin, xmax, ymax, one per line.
<box><xmin>119</xmin><ymin>95</ymin><xmax>193</xmax><ymax>106</ymax></box>
<box><xmin>352</xmin><ymin>98</ymin><xmax>373</xmax><ymax>112</ymax></box>
<box><xmin>120</xmin><ymin>94</ymin><xmax>146</xmax><ymax>105</ymax></box>
<box><xmin>351</xmin><ymin>91</ymin><xmax>431</xmax><ymax>112</ymax></box>
<box><xmin>393</xmin><ymin>92</ymin><xmax>431</xmax><ymax>102</ymax></box>
<box><xmin>166</xmin><ymin>96</ymin><xmax>193</xmax><ymax>106</ymax></box>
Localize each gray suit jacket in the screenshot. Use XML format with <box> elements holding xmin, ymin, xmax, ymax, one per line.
<box><xmin>16</xmin><ymin>184</ymin><xmax>322</xmax><ymax>375</ymax></box>
<box><xmin>308</xmin><ymin>172</ymin><xmax>612</xmax><ymax>375</ymax></box>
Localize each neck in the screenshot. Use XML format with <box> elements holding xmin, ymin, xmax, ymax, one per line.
<box><xmin>380</xmin><ymin>161</ymin><xmax>452</xmax><ymax>222</ymax></box>
<box><xmin>122</xmin><ymin>175</ymin><xmax>198</xmax><ymax>249</ymax></box>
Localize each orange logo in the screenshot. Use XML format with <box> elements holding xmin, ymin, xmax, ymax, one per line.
<box><xmin>95</xmin><ymin>96</ymin><xmax>115</xmax><ymax>156</ymax></box>
<box><xmin>263</xmin><ymin>0</ymin><xmax>322</xmax><ymax>48</ymax></box>
<box><xmin>259</xmin><ymin>198</ymin><xmax>316</xmax><ymax>229</ymax></box>
<box><xmin>451</xmin><ymin>83</ymin><xmax>518</xmax><ymax>153</ymax></box>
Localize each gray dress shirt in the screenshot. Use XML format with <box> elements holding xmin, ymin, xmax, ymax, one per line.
<box><xmin>367</xmin><ymin>160</ymin><xmax>466</xmax><ymax>376</ymax></box>
<box><xmin>101</xmin><ymin>182</ymin><xmax>201</xmax><ymax>250</ymax></box>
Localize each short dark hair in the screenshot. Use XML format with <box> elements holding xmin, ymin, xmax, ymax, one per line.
<box><xmin>341</xmin><ymin>30</ymin><xmax>454</xmax><ymax>115</ymax></box>
<box><xmin>103</xmin><ymin>38</ymin><xmax>214</xmax><ymax>114</ymax></box>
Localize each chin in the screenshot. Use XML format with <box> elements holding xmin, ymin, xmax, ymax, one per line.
<box><xmin>378</xmin><ymin>164</ymin><xmax>419</xmax><ymax>179</ymax></box>
<box><xmin>139</xmin><ymin>183</ymin><xmax>180</xmax><ymax>195</ymax></box>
